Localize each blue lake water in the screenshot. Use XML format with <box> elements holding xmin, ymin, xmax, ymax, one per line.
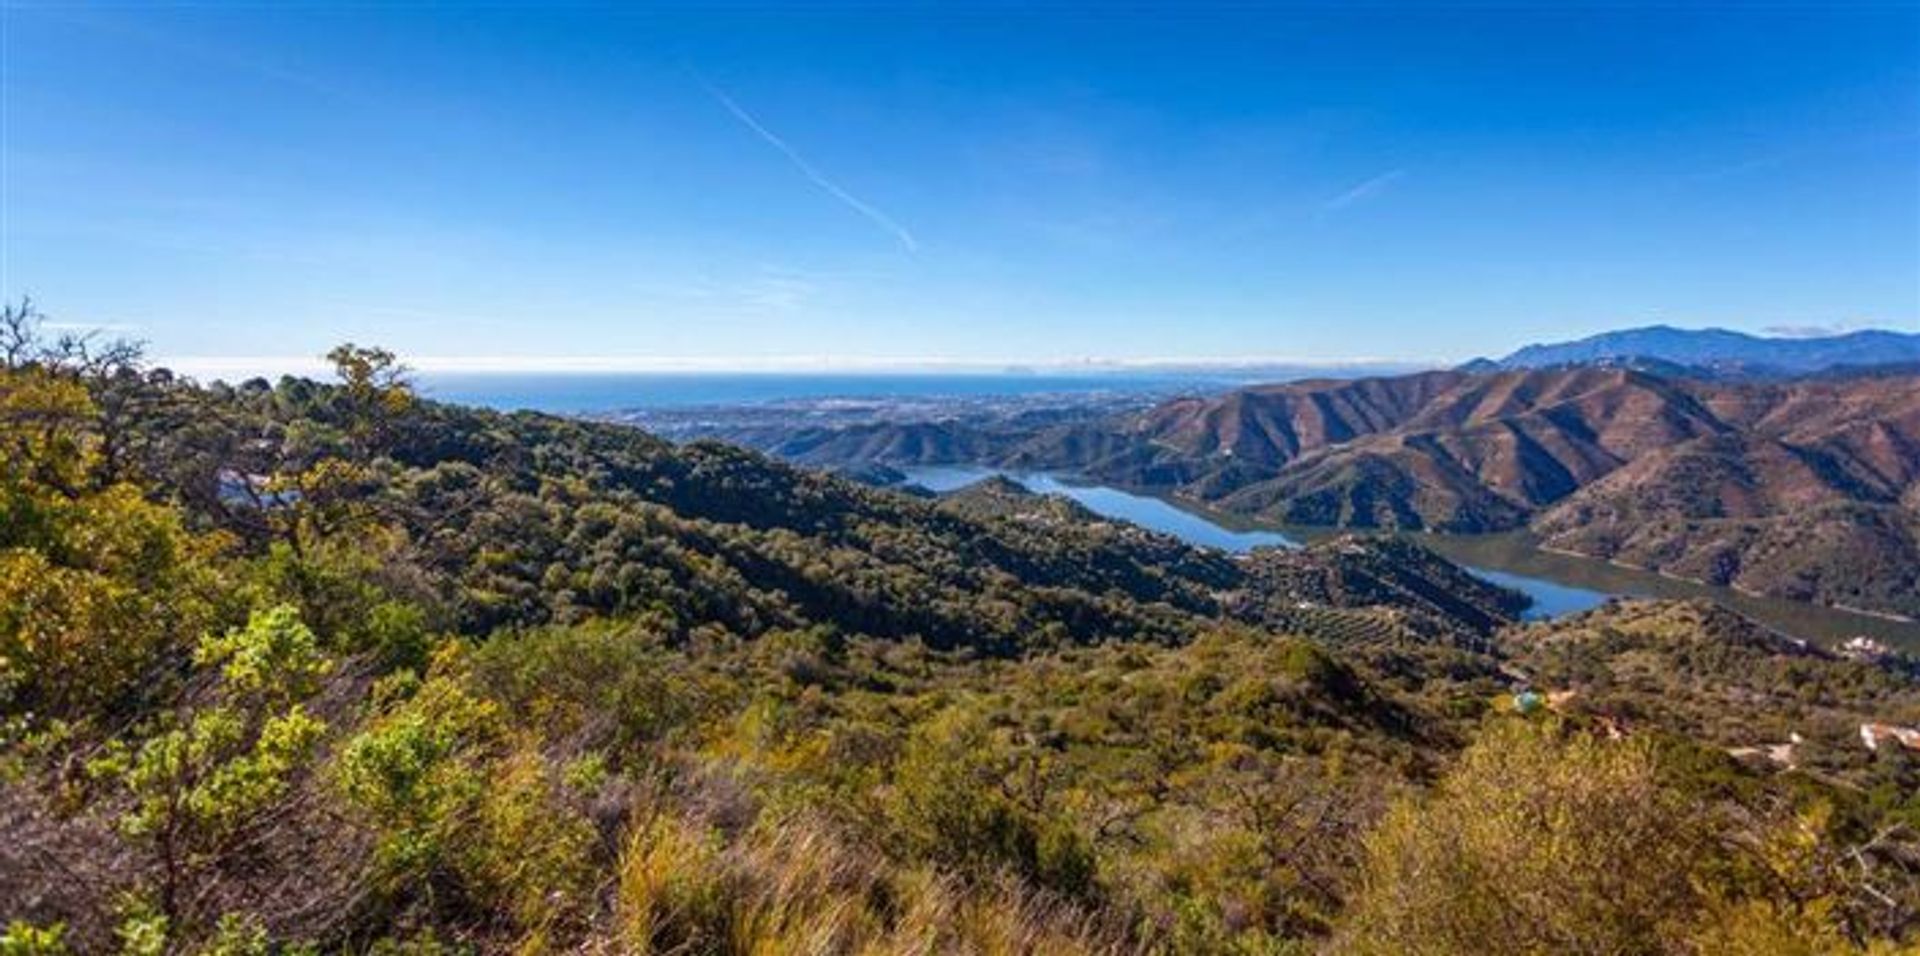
<box><xmin>904</xmin><ymin>466</ymin><xmax>1299</xmax><ymax>553</ymax></box>
<box><xmin>1465</xmin><ymin>567</ymin><xmax>1612</xmax><ymax>621</ymax></box>
<box><xmin>901</xmin><ymin>465</ymin><xmax>1608</xmax><ymax>619</ymax></box>
<box><xmin>899</xmin><ymin>466</ymin><xmax>1920</xmax><ymax>647</ymax></box>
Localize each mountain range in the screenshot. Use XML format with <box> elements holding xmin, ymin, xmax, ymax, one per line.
<box><xmin>677</xmin><ymin>360</ymin><xmax>1920</xmax><ymax>620</ymax></box>
<box><xmin>1468</xmin><ymin>324</ymin><xmax>1920</xmax><ymax>377</ymax></box>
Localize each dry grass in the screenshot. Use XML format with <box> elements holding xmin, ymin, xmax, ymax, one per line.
<box><xmin>609</xmin><ymin>808</ymin><xmax>1137</xmax><ymax>956</ymax></box>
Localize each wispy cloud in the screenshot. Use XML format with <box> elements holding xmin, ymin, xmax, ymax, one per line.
<box><xmin>43</xmin><ymin>321</ymin><xmax>141</xmax><ymax>334</ymax></box>
<box><xmin>739</xmin><ymin>272</ymin><xmax>817</xmax><ymax>312</ymax></box>
<box><xmin>25</xmin><ymin>5</ymin><xmax>340</xmax><ymax>97</ymax></box>
<box><xmin>1322</xmin><ymin>169</ymin><xmax>1406</xmax><ymax>211</ymax></box>
<box><xmin>696</xmin><ymin>76</ymin><xmax>919</xmax><ymax>253</ymax></box>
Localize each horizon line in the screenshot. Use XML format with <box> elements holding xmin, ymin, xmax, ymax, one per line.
<box><xmin>151</xmin><ymin>353</ymin><xmax>1434</xmax><ymax>379</ymax></box>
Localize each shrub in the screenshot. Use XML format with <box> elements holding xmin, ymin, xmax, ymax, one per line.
<box><xmin>1338</xmin><ymin>718</ymin><xmax>1706</xmax><ymax>954</ymax></box>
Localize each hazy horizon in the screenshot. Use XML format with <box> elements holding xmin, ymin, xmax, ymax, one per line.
<box><xmin>135</xmin><ymin>318</ymin><xmax>1914</xmax><ymax>382</ymax></box>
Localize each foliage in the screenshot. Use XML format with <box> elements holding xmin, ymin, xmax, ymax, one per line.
<box><xmin>889</xmin><ymin>706</ymin><xmax>1097</xmax><ymax>896</ymax></box>
<box><xmin>0</xmin><ymin>922</ymin><xmax>66</xmax><ymax>956</ymax></box>
<box><xmin>334</xmin><ymin>648</ymin><xmax>504</xmax><ymax>890</ymax></box>
<box><xmin>4</xmin><ymin>325</ymin><xmax>1920</xmax><ymax>952</ymax></box>
<box><xmin>0</xmin><ymin>368</ymin><xmax>231</xmax><ymax>722</ymax></box>
<box><xmin>1338</xmin><ymin>718</ymin><xmax>1708</xmax><ymax>953</ymax></box>
<box><xmin>84</xmin><ymin>606</ymin><xmax>331</xmax><ymax>935</ymax></box>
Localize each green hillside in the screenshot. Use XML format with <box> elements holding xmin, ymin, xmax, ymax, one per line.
<box><xmin>6</xmin><ymin>334</ymin><xmax>1920</xmax><ymax>953</ymax></box>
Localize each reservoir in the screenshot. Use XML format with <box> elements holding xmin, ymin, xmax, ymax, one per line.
<box><xmin>900</xmin><ymin>465</ymin><xmax>1920</xmax><ymax>649</ymax></box>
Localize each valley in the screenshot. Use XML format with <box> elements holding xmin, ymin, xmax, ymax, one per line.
<box><xmin>13</xmin><ymin>2</ymin><xmax>1920</xmax><ymax>949</ymax></box>
<box><xmin>644</xmin><ymin>361</ymin><xmax>1920</xmax><ymax>624</ymax></box>
<box><xmin>893</xmin><ymin>464</ymin><xmax>1920</xmax><ymax>649</ymax></box>
<box><xmin>9</xmin><ymin>325</ymin><xmax>1920</xmax><ymax>952</ymax></box>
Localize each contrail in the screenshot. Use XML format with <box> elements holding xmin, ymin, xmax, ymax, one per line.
<box><xmin>1323</xmin><ymin>168</ymin><xmax>1406</xmax><ymax>211</ymax></box>
<box><xmin>698</xmin><ymin>77</ymin><xmax>919</xmax><ymax>253</ymax></box>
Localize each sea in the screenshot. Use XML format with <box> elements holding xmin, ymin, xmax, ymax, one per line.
<box><xmin>416</xmin><ymin>371</ymin><xmax>1222</xmax><ymax>414</ymax></box>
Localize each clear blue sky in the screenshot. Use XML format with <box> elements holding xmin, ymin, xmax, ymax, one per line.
<box><xmin>3</xmin><ymin>1</ymin><xmax>1916</xmax><ymax>371</ymax></box>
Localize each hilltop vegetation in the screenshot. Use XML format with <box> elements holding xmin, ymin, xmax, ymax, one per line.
<box><xmin>5</xmin><ymin>306</ymin><xmax>1920</xmax><ymax>953</ymax></box>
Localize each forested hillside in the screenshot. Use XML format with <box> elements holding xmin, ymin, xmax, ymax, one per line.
<box><xmin>7</xmin><ymin>312</ymin><xmax>1920</xmax><ymax>953</ymax></box>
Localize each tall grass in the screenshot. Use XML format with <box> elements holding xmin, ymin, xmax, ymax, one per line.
<box><xmin>612</xmin><ymin>808</ymin><xmax>1135</xmax><ymax>955</ymax></box>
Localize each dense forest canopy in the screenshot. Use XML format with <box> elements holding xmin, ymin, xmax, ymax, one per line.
<box><xmin>5</xmin><ymin>301</ymin><xmax>1920</xmax><ymax>954</ymax></box>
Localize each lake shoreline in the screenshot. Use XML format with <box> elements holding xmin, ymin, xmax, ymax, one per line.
<box><xmin>895</xmin><ymin>465</ymin><xmax>1920</xmax><ymax>651</ymax></box>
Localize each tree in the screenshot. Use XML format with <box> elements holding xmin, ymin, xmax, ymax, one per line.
<box><xmin>0</xmin><ymin>368</ymin><xmax>229</xmax><ymax>721</ymax></box>
<box><xmin>0</xmin><ymin>298</ymin><xmax>41</xmax><ymax>370</ymax></box>
<box><xmin>0</xmin><ymin>297</ymin><xmax>145</xmax><ymax>379</ymax></box>
<box><xmin>324</xmin><ymin>344</ymin><xmax>413</xmax><ymax>460</ymax></box>
<box><xmin>0</xmin><ymin>297</ymin><xmax>168</xmax><ymax>487</ymax></box>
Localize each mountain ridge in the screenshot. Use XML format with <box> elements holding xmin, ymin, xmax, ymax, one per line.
<box><xmin>673</xmin><ymin>364</ymin><xmax>1920</xmax><ymax>618</ymax></box>
<box><xmin>1478</xmin><ymin>324</ymin><xmax>1920</xmax><ymax>377</ymax></box>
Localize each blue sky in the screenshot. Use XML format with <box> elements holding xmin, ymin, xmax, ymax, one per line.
<box><xmin>2</xmin><ymin>1</ymin><xmax>1916</xmax><ymax>372</ymax></box>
